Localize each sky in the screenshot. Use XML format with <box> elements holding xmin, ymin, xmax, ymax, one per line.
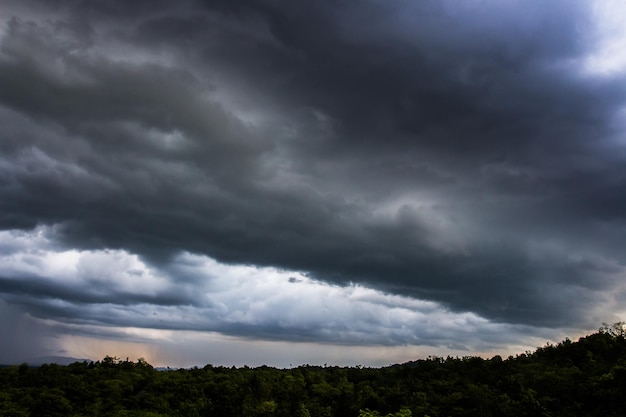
<box><xmin>1</xmin><ymin>0</ymin><xmax>626</xmax><ymax>368</ymax></box>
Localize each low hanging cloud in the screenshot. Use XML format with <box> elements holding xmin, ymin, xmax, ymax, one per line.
<box><xmin>1</xmin><ymin>0</ymin><xmax>626</xmax><ymax>364</ymax></box>
<box><xmin>0</xmin><ymin>227</ymin><xmax>533</xmax><ymax>352</ymax></box>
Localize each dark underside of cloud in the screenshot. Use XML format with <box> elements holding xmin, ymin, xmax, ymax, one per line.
<box><xmin>1</xmin><ymin>0</ymin><xmax>625</xmax><ymax>339</ymax></box>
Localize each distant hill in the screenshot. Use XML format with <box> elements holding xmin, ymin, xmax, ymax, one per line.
<box><xmin>0</xmin><ymin>355</ymin><xmax>92</xmax><ymax>367</ymax></box>
<box><xmin>33</xmin><ymin>356</ymin><xmax>93</xmax><ymax>366</ymax></box>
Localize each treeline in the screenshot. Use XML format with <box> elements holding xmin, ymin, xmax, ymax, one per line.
<box><xmin>1</xmin><ymin>324</ymin><xmax>625</xmax><ymax>417</ymax></box>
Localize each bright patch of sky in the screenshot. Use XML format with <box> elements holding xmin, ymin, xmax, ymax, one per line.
<box><xmin>583</xmin><ymin>0</ymin><xmax>626</xmax><ymax>76</ymax></box>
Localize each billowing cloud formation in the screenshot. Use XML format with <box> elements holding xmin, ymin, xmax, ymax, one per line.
<box><xmin>0</xmin><ymin>227</ymin><xmax>559</xmax><ymax>366</ymax></box>
<box><xmin>1</xmin><ymin>0</ymin><xmax>626</xmax><ymax>364</ymax></box>
<box><xmin>0</xmin><ymin>228</ymin><xmax>519</xmax><ymax>347</ymax></box>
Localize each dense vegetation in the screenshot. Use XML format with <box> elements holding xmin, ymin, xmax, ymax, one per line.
<box><xmin>1</xmin><ymin>324</ymin><xmax>625</xmax><ymax>417</ymax></box>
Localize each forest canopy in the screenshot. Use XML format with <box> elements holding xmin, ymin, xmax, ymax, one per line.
<box><xmin>1</xmin><ymin>324</ymin><xmax>625</xmax><ymax>417</ymax></box>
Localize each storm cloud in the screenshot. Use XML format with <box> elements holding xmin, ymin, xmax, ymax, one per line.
<box><xmin>1</xmin><ymin>0</ymin><xmax>626</xmax><ymax>365</ymax></box>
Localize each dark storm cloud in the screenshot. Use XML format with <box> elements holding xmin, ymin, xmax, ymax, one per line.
<box><xmin>1</xmin><ymin>0</ymin><xmax>625</xmax><ymax>340</ymax></box>
<box><xmin>0</xmin><ymin>273</ymin><xmax>192</xmax><ymax>307</ymax></box>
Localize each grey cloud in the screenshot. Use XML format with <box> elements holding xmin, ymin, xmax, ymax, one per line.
<box><xmin>1</xmin><ymin>0</ymin><xmax>625</xmax><ymax>344</ymax></box>
<box><xmin>0</xmin><ymin>274</ymin><xmax>193</xmax><ymax>307</ymax></box>
<box><xmin>0</xmin><ymin>299</ymin><xmax>60</xmax><ymax>363</ymax></box>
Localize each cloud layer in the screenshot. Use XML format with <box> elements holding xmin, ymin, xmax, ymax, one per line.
<box><xmin>1</xmin><ymin>0</ymin><xmax>626</xmax><ymax>364</ymax></box>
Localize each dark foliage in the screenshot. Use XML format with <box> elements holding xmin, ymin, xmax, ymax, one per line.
<box><xmin>1</xmin><ymin>324</ymin><xmax>625</xmax><ymax>416</ymax></box>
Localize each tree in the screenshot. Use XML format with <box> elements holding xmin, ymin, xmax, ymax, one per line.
<box><xmin>600</xmin><ymin>322</ymin><xmax>626</xmax><ymax>338</ymax></box>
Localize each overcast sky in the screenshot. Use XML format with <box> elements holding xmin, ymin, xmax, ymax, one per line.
<box><xmin>1</xmin><ymin>0</ymin><xmax>626</xmax><ymax>367</ymax></box>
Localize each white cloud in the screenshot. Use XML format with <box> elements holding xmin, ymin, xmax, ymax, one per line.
<box><xmin>0</xmin><ymin>226</ymin><xmax>558</xmax><ymax>366</ymax></box>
